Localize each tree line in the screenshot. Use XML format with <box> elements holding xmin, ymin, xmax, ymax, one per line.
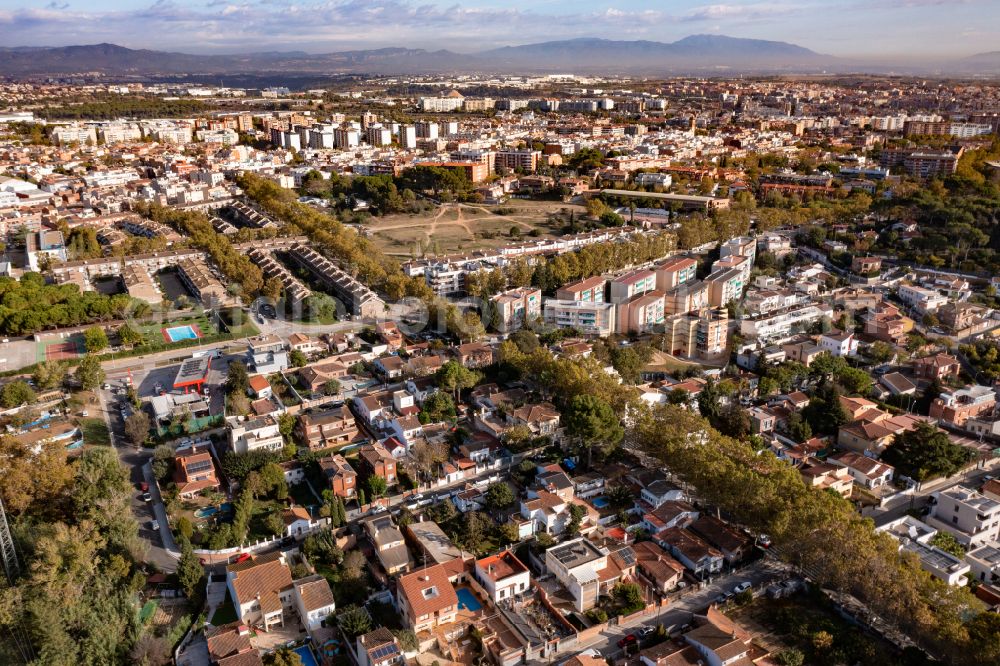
<box><xmin>239</xmin><ymin>173</ymin><xmax>433</xmax><ymax>302</ymax></box>
<box><xmin>0</xmin><ymin>272</ymin><xmax>137</xmax><ymax>336</ymax></box>
<box><xmin>135</xmin><ymin>202</ymin><xmax>265</xmax><ymax>297</ymax></box>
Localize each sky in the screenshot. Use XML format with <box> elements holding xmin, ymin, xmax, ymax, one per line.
<box><xmin>0</xmin><ymin>0</ymin><xmax>997</xmax><ymax>59</ymax></box>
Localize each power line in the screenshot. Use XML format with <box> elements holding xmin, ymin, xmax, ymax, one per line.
<box><xmin>0</xmin><ymin>499</ymin><xmax>36</xmax><ymax>664</ymax></box>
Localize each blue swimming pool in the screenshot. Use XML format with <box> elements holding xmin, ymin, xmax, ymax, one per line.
<box><xmin>456</xmin><ymin>587</ymin><xmax>483</xmax><ymax>612</ymax></box>
<box><xmin>591</xmin><ymin>496</ymin><xmax>610</xmax><ymax>508</ymax></box>
<box><xmin>164</xmin><ymin>324</ymin><xmax>201</xmax><ymax>342</ymax></box>
<box><xmin>294</xmin><ymin>645</ymin><xmax>319</xmax><ymax>666</ymax></box>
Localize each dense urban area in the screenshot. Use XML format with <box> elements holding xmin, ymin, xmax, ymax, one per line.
<box><xmin>0</xmin><ymin>71</ymin><xmax>1000</xmax><ymax>666</ymax></box>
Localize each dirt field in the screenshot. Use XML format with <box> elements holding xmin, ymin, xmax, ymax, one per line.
<box><xmin>365</xmin><ymin>200</ymin><xmax>586</xmax><ymax>257</ymax></box>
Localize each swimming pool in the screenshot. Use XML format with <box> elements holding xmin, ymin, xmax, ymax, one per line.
<box><xmin>456</xmin><ymin>587</ymin><xmax>483</xmax><ymax>612</ymax></box>
<box><xmin>591</xmin><ymin>496</ymin><xmax>610</xmax><ymax>508</ymax></box>
<box><xmin>163</xmin><ymin>324</ymin><xmax>202</xmax><ymax>343</ymax></box>
<box><xmin>293</xmin><ymin>645</ymin><xmax>319</xmax><ymax>666</ymax></box>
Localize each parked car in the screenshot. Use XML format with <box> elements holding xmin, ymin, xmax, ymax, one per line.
<box><xmin>142</xmin><ymin>492</ymin><xmax>152</xmax><ymax>502</ymax></box>
<box><xmin>147</xmin><ymin>520</ymin><xmax>159</xmax><ymax>531</ymax></box>
<box><xmin>638</xmin><ymin>626</ymin><xmax>656</xmax><ymax>638</ymax></box>
<box><xmin>138</xmin><ymin>482</ymin><xmax>149</xmax><ymax>492</ymax></box>
<box><xmin>758</xmin><ymin>534</ymin><xmax>772</xmax><ymax>548</ymax></box>
<box><xmin>733</xmin><ymin>581</ymin><xmax>752</xmax><ymax>594</ymax></box>
<box><xmin>617</xmin><ymin>635</ymin><xmax>637</xmax><ymax>649</ymax></box>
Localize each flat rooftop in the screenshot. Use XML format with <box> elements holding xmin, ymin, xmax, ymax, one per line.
<box><xmin>174</xmin><ymin>356</ymin><xmax>210</xmax><ymax>385</ymax></box>
<box><xmin>548</xmin><ymin>538</ymin><xmax>605</xmax><ymax>569</ymax></box>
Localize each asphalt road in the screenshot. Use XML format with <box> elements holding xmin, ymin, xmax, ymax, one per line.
<box><xmin>568</xmin><ymin>555</ymin><xmax>793</xmax><ymax>662</ymax></box>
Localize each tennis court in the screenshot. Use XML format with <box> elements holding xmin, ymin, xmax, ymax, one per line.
<box><xmin>36</xmin><ymin>335</ymin><xmax>84</xmax><ymax>362</ymax></box>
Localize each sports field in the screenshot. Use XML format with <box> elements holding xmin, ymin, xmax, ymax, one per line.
<box><xmin>37</xmin><ymin>334</ymin><xmax>85</xmax><ymax>362</ymax></box>
<box><xmin>366</xmin><ymin>200</ymin><xmax>583</xmax><ymax>256</ymax></box>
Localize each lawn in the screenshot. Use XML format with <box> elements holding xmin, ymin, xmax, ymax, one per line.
<box><xmin>80</xmin><ymin>418</ymin><xmax>111</xmax><ymax>446</ymax></box>
<box><xmin>289</xmin><ymin>480</ymin><xmax>320</xmax><ymax>509</ymax></box>
<box><xmin>210</xmin><ymin>591</ymin><xmax>238</xmax><ymax>626</ymax></box>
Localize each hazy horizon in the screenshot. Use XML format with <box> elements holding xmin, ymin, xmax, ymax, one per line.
<box><xmin>2</xmin><ymin>0</ymin><xmax>998</xmax><ymax>60</ymax></box>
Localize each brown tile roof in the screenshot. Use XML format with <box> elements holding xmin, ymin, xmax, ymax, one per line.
<box><xmin>206</xmin><ymin>622</ymin><xmax>253</xmax><ymax>659</ymax></box>
<box><xmin>227</xmin><ymin>552</ymin><xmax>293</xmax><ymax>608</ymax></box>
<box><xmin>398</xmin><ymin>563</ymin><xmax>458</xmax><ymax>618</ymax></box>
<box><xmin>295</xmin><ymin>575</ymin><xmax>335</xmax><ymax>612</ymax></box>
<box><xmin>217</xmin><ymin>652</ymin><xmax>264</xmax><ymax>666</ymax></box>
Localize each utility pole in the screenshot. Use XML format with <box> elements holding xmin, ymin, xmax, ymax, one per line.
<box><xmin>0</xmin><ymin>499</ymin><xmax>36</xmax><ymax>664</ymax></box>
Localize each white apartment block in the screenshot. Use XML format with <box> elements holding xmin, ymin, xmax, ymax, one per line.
<box><xmin>740</xmin><ymin>303</ymin><xmax>834</xmax><ymax>342</ymax></box>
<box><xmin>543</xmin><ymin>299</ymin><xmax>616</xmax><ymax>337</ymax></box>
<box><xmin>929</xmin><ymin>488</ymin><xmax>1000</xmax><ymax>550</ymax></box>
<box><xmin>420</xmin><ymin>97</ymin><xmax>465</xmax><ymax>112</ymax></box>
<box><xmin>898</xmin><ymin>284</ymin><xmax>948</xmax><ymax>314</ymax></box>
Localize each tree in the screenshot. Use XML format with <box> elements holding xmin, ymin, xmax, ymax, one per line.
<box><xmin>614</xmin><ymin>582</ymin><xmax>645</xmax><ymax>613</ymax></box>
<box><xmin>881</xmin><ymin>421</ymin><xmax>974</xmax><ymax>481</ymax></box>
<box><xmin>774</xmin><ymin>649</ymin><xmax>804</xmax><ymax>666</ymax></box>
<box><xmin>606</xmin><ymin>484</ymin><xmax>634</xmax><ymax>510</ymax></box>
<box><xmin>117</xmin><ymin>324</ymin><xmax>144</xmax><ymax>347</ymax></box>
<box><xmin>787</xmin><ymin>412</ymin><xmax>813</xmax><ymax>443</ymax></box>
<box><xmin>84</xmin><ymin>326</ymin><xmax>109</xmax><ymax>353</ymax></box>
<box><xmin>0</xmin><ymin>434</ymin><xmax>73</xmax><ymax>514</ymax></box>
<box><xmin>266</xmin><ymin>648</ymin><xmax>305</xmax><ymax>666</ymax></box>
<box><xmin>176</xmin><ymin>516</ymin><xmax>194</xmax><ymax>541</ymax></box>
<box><xmin>265</xmin><ymin>511</ymin><xmax>285</xmax><ymax>536</ymax></box>
<box><xmin>177</xmin><ymin>537</ymin><xmax>204</xmax><ymax>599</ymax></box>
<box><xmin>419</xmin><ymin>391</ymin><xmax>456</xmax><ymax>424</ymax></box>
<box><xmin>509</xmin><ymin>329</ymin><xmax>540</xmax><ymax>354</ymax></box>
<box><xmin>323</xmin><ymin>379</ymin><xmax>341</xmax><ymax>396</ymax></box>
<box><xmin>32</xmin><ymin>360</ymin><xmax>67</xmax><ymax>390</ymax></box>
<box><xmin>151</xmin><ymin>444</ymin><xmax>174</xmax><ymax>482</ymax></box>
<box><xmin>124</xmin><ymin>411</ymin><xmax>151</xmax><ymax>447</ymax></box>
<box><xmin>567</xmin><ymin>503</ymin><xmax>586</xmax><ymax>536</ymax></box>
<box><xmin>501</xmin><ymin>424</ymin><xmax>533</xmax><ymax>452</ymax></box>
<box><xmin>75</xmin><ymin>354</ymin><xmax>106</xmax><ymax>390</ymax></box>
<box><xmin>225</xmin><ymin>360</ymin><xmax>249</xmax><ymax>396</ymax></box>
<box><xmin>367</xmin><ymin>475</ymin><xmax>388</xmax><ymax>499</ymax></box>
<box><xmin>395</xmin><ymin>629</ymin><xmax>418</xmax><ymax>653</ymax></box>
<box><xmin>290</xmin><ymin>349</ymin><xmax>308</xmax><ymax>368</ymax></box>
<box><xmin>802</xmin><ymin>381</ymin><xmax>848</xmax><ymax>435</ymax></box>
<box><xmin>435</xmin><ymin>360</ymin><xmax>482</xmax><ymax>401</ymax></box>
<box><xmin>867</xmin><ymin>341</ymin><xmax>895</xmax><ymax>364</ymax></box>
<box><xmin>337</xmin><ymin>605</ymin><xmax>372</xmax><ymax>638</ymax></box>
<box><xmin>485</xmin><ymin>482</ymin><xmax>515</xmax><ymax>512</ymax></box>
<box><xmin>564</xmin><ymin>394</ymin><xmax>623</xmax><ymax>462</ymax></box>
<box><xmin>966</xmin><ymin>612</ymin><xmax>1000</xmax><ymax>664</ymax></box>
<box><xmin>0</xmin><ymin>380</ymin><xmax>35</xmax><ymax>408</ymax></box>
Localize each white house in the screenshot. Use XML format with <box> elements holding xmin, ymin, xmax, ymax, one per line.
<box><xmin>818</xmin><ymin>329</ymin><xmax>858</xmax><ymax>357</ymax></box>
<box><xmin>292</xmin><ymin>575</ymin><xmax>337</xmax><ymax>631</ymax></box>
<box><xmin>474</xmin><ymin>551</ymin><xmax>531</xmax><ymax>604</ymax></box>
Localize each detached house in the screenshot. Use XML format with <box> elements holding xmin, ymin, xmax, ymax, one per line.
<box><xmin>655</xmin><ymin>527</ymin><xmax>723</xmax><ymax>579</ymax></box>
<box><xmin>829</xmin><ymin>451</ymin><xmax>894</xmax><ymax>490</ymax></box>
<box><xmin>359</xmin><ymin>442</ymin><xmax>397</xmax><ymax>487</ymax></box>
<box><xmin>632</xmin><ymin>540</ymin><xmax>685</xmax><ymax>593</ymax></box>
<box><xmin>397</xmin><ymin>563</ymin><xmax>459</xmax><ymax>634</ymax></box>
<box><xmin>297</xmin><ymin>405</ymin><xmax>360</xmax><ymax>451</ymax></box>
<box><xmin>454</xmin><ymin>342</ymin><xmax>494</xmax><ymax>368</ymax></box>
<box><xmin>224</xmin><ymin>551</ymin><xmax>333</xmax><ymax>635</ymax></box>
<box><xmin>318</xmin><ymin>454</ymin><xmax>357</xmax><ymax>498</ymax></box>
<box><xmin>475</xmin><ymin>551</ymin><xmax>531</xmax><ymax>603</ymax></box>
<box><xmin>173</xmin><ymin>445</ymin><xmax>220</xmax><ymax>498</ymax></box>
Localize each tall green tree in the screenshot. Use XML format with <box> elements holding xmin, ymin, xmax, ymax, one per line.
<box><xmin>564</xmin><ymin>394</ymin><xmax>623</xmax><ymax>463</ymax></box>
<box><xmin>75</xmin><ymin>354</ymin><xmax>106</xmax><ymax>390</ymax></box>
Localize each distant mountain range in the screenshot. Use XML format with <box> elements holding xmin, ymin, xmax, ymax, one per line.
<box><xmin>0</xmin><ymin>37</ymin><xmax>996</xmax><ymax>79</ymax></box>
